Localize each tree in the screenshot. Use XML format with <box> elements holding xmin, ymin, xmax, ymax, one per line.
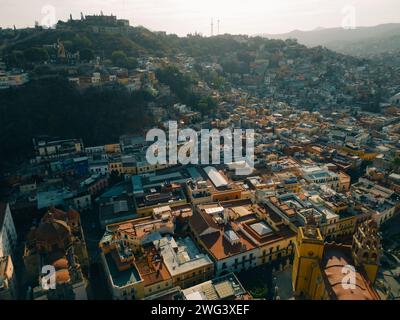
<box><xmin>196</xmin><ymin>96</ymin><xmax>217</xmax><ymax>115</ymax></box>
<box><xmin>156</xmin><ymin>65</ymin><xmax>193</xmax><ymax>101</ymax></box>
<box><xmin>5</xmin><ymin>50</ymin><xmax>25</xmax><ymax>68</ymax></box>
<box><xmin>111</xmin><ymin>50</ymin><xmax>128</xmax><ymax>67</ymax></box>
<box><xmin>0</xmin><ymin>78</ymin><xmax>153</xmax><ymax>163</ymax></box>
<box><xmin>23</xmin><ymin>47</ymin><xmax>49</xmax><ymax>63</ymax></box>
<box><xmin>74</xmin><ymin>35</ymin><xmax>92</xmax><ymax>50</ymax></box>
<box><xmin>126</xmin><ymin>57</ymin><xmax>138</xmax><ymax>69</ymax></box>
<box><xmin>80</xmin><ymin>48</ymin><xmax>95</xmax><ymax>62</ymax></box>
<box><xmin>393</xmin><ymin>157</ymin><xmax>400</xmax><ymax>170</ymax></box>
<box><xmin>102</xmin><ymin>59</ymin><xmax>113</xmax><ymax>67</ymax></box>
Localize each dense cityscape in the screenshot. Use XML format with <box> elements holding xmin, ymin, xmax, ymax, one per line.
<box><xmin>1</xmin><ymin>9</ymin><xmax>400</xmax><ymax>303</ymax></box>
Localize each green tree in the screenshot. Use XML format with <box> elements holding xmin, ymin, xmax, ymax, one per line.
<box><xmin>393</xmin><ymin>157</ymin><xmax>400</xmax><ymax>169</ymax></box>
<box><xmin>126</xmin><ymin>57</ymin><xmax>138</xmax><ymax>69</ymax></box>
<box><xmin>80</xmin><ymin>48</ymin><xmax>95</xmax><ymax>62</ymax></box>
<box><xmin>23</xmin><ymin>47</ymin><xmax>49</xmax><ymax>63</ymax></box>
<box><xmin>111</xmin><ymin>50</ymin><xmax>128</xmax><ymax>67</ymax></box>
<box><xmin>0</xmin><ymin>78</ymin><xmax>154</xmax><ymax>163</ymax></box>
<box><xmin>196</xmin><ymin>96</ymin><xmax>217</xmax><ymax>115</ymax></box>
<box><xmin>74</xmin><ymin>35</ymin><xmax>92</xmax><ymax>50</ymax></box>
<box><xmin>6</xmin><ymin>50</ymin><xmax>25</xmax><ymax>68</ymax></box>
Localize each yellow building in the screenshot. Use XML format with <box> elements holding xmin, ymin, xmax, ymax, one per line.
<box><xmin>341</xmin><ymin>145</ymin><xmax>378</xmax><ymax>161</ymax></box>
<box><xmin>338</xmin><ymin>172</ymin><xmax>351</xmax><ymax>192</ymax></box>
<box><xmin>117</xmin><ymin>77</ymin><xmax>129</xmax><ymax>85</ymax></box>
<box><xmin>109</xmin><ymin>160</ymin><xmax>123</xmax><ymax>175</ymax></box>
<box><xmin>0</xmin><ymin>256</ymin><xmax>17</xmax><ymax>300</ymax></box>
<box><xmin>122</xmin><ymin>161</ymin><xmax>137</xmax><ymax>175</ymax></box>
<box><xmin>351</xmin><ymin>220</ymin><xmax>381</xmax><ymax>284</ymax></box>
<box><xmin>105</xmin><ymin>143</ymin><xmax>121</xmax><ymax>154</ymax></box>
<box><xmin>282</xmin><ymin>179</ymin><xmax>302</xmax><ymax>194</ymax></box>
<box><xmin>292</xmin><ymin>219</ymin><xmax>380</xmax><ymax>300</ymax></box>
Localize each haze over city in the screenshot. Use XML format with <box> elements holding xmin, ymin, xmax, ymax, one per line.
<box><xmin>2</xmin><ymin>0</ymin><xmax>400</xmax><ymax>307</ymax></box>
<box><xmin>1</xmin><ymin>0</ymin><xmax>400</xmax><ymax>35</ymax></box>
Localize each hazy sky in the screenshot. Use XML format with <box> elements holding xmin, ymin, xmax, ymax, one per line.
<box><xmin>1</xmin><ymin>0</ymin><xmax>400</xmax><ymax>35</ymax></box>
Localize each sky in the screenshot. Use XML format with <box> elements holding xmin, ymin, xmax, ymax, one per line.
<box><xmin>1</xmin><ymin>0</ymin><xmax>400</xmax><ymax>36</ymax></box>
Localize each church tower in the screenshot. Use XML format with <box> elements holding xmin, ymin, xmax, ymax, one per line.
<box><xmin>292</xmin><ymin>217</ymin><xmax>325</xmax><ymax>299</ymax></box>
<box><xmin>352</xmin><ymin>220</ymin><xmax>381</xmax><ymax>284</ymax></box>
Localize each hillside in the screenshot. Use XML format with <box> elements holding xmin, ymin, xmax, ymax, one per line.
<box><xmin>1</xmin><ymin>23</ymin><xmax>400</xmax><ymax>169</ymax></box>
<box><xmin>261</xmin><ymin>23</ymin><xmax>400</xmax><ymax>57</ymax></box>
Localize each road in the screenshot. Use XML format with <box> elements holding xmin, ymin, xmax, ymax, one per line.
<box><xmin>79</xmin><ymin>205</ymin><xmax>111</xmax><ymax>300</ymax></box>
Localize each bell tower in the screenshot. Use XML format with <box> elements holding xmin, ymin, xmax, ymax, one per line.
<box><xmin>352</xmin><ymin>220</ymin><xmax>381</xmax><ymax>284</ymax></box>
<box><xmin>292</xmin><ymin>217</ymin><xmax>325</xmax><ymax>299</ymax></box>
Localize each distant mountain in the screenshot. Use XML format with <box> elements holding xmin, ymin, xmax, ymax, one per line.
<box><xmin>260</xmin><ymin>23</ymin><xmax>400</xmax><ymax>57</ymax></box>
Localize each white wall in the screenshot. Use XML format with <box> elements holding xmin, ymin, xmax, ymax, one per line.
<box><xmin>0</xmin><ymin>204</ymin><xmax>17</xmax><ymax>257</ymax></box>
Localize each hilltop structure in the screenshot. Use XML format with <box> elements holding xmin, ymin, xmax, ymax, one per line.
<box><xmin>56</xmin><ymin>12</ymin><xmax>132</xmax><ymax>34</ymax></box>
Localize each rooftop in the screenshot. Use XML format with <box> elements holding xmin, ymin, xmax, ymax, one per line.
<box><xmin>182</xmin><ymin>273</ymin><xmax>249</xmax><ymax>300</ymax></box>
<box><xmin>192</xmin><ymin>200</ymin><xmax>296</xmax><ymax>260</ymax></box>
<box><xmin>322</xmin><ymin>244</ymin><xmax>380</xmax><ymax>300</ymax></box>
<box><xmin>153</xmin><ymin>235</ymin><xmax>213</xmax><ymax>277</ymax></box>
<box><xmin>105</xmin><ymin>251</ymin><xmax>141</xmax><ymax>288</ymax></box>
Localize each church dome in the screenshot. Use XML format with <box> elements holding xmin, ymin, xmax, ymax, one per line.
<box><xmin>55</xmin><ymin>269</ymin><xmax>71</xmax><ymax>284</ymax></box>
<box><xmin>52</xmin><ymin>258</ymin><xmax>69</xmax><ymax>270</ymax></box>
<box><xmin>35</xmin><ymin>219</ymin><xmax>71</xmax><ymax>244</ymax></box>
<box><xmin>67</xmin><ymin>209</ymin><xmax>80</xmax><ymax>222</ymax></box>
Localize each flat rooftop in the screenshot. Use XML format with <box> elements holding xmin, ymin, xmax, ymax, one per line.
<box><xmin>153</xmin><ymin>236</ymin><xmax>213</xmax><ymax>277</ymax></box>
<box><xmin>135</xmin><ymin>184</ymin><xmax>186</xmax><ymax>208</ymax></box>
<box><xmin>182</xmin><ymin>273</ymin><xmax>248</xmax><ymax>300</ymax></box>
<box><xmin>192</xmin><ymin>200</ymin><xmax>296</xmax><ymax>260</ymax></box>
<box><xmin>105</xmin><ymin>252</ymin><xmax>141</xmax><ymax>288</ymax></box>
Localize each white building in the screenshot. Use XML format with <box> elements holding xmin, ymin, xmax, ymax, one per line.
<box><xmin>89</xmin><ymin>159</ymin><xmax>109</xmax><ymax>175</ymax></box>
<box><xmin>0</xmin><ymin>71</ymin><xmax>9</xmax><ymax>89</ymax></box>
<box><xmin>0</xmin><ymin>203</ymin><xmax>17</xmax><ymax>257</ymax></box>
<box><xmin>301</xmin><ymin>166</ymin><xmax>339</xmax><ymax>190</ymax></box>
<box><xmin>0</xmin><ymin>71</ymin><xmax>29</xmax><ymax>90</ymax></box>
<box><xmin>351</xmin><ymin>178</ymin><xmax>399</xmax><ymax>226</ymax></box>
<box><xmin>390</xmin><ymin>92</ymin><xmax>400</xmax><ymax>106</ymax></box>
